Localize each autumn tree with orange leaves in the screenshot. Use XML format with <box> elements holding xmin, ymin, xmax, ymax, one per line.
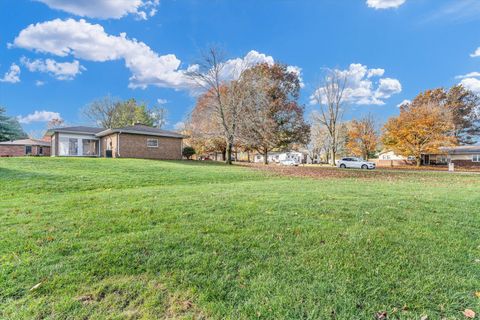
<box><xmin>185</xmin><ymin>89</ymin><xmax>227</xmax><ymax>160</ymax></box>
<box><xmin>346</xmin><ymin>114</ymin><xmax>378</xmax><ymax>160</ymax></box>
<box><xmin>382</xmin><ymin>99</ymin><xmax>455</xmax><ymax>167</ymax></box>
<box><xmin>238</xmin><ymin>63</ymin><xmax>310</xmax><ymax>164</ymax></box>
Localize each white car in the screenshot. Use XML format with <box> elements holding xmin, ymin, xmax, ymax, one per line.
<box><xmin>280</xmin><ymin>159</ymin><xmax>299</xmax><ymax>166</ymax></box>
<box><xmin>337</xmin><ymin>157</ymin><xmax>376</xmax><ymax>170</ymax></box>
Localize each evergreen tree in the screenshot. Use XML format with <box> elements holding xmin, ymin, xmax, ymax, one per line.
<box><xmin>0</xmin><ymin>107</ymin><xmax>27</xmax><ymax>142</ymax></box>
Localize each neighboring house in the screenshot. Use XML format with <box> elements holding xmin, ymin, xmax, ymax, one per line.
<box><xmin>375</xmin><ymin>151</ymin><xmax>415</xmax><ymax>167</ymax></box>
<box><xmin>48</xmin><ymin>124</ymin><xmax>184</xmax><ymax>160</ymax></box>
<box><xmin>0</xmin><ymin>139</ymin><xmax>51</xmax><ymax>157</ymax></box>
<box><xmin>439</xmin><ymin>146</ymin><xmax>480</xmax><ymax>167</ymax></box>
<box><xmin>254</xmin><ymin>151</ymin><xmax>305</xmax><ymax>164</ymax></box>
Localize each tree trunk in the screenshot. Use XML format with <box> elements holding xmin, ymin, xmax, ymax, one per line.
<box><xmin>416</xmin><ymin>156</ymin><xmax>421</xmax><ymax>167</ymax></box>
<box><xmin>247</xmin><ymin>151</ymin><xmax>250</xmax><ymax>163</ymax></box>
<box><xmin>226</xmin><ymin>141</ymin><xmax>233</xmax><ymax>165</ymax></box>
<box><xmin>331</xmin><ymin>148</ymin><xmax>336</xmax><ymax>166</ymax></box>
<box><xmin>263</xmin><ymin>147</ymin><xmax>268</xmax><ymax>165</ymax></box>
<box><xmin>221</xmin><ymin>150</ymin><xmax>226</xmax><ymax>162</ymax></box>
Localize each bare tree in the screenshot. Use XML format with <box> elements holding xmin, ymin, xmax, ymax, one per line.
<box><xmin>150</xmin><ymin>106</ymin><xmax>168</xmax><ymax>129</ymax></box>
<box><xmin>82</xmin><ymin>95</ymin><xmax>118</xmax><ymax>128</ymax></box>
<box><xmin>311</xmin><ymin>70</ymin><xmax>348</xmax><ymax>165</ymax></box>
<box><xmin>305</xmin><ymin>120</ymin><xmax>331</xmax><ymax>163</ymax></box>
<box><xmin>46</xmin><ymin>118</ymin><xmax>65</xmax><ymax>129</ymax></box>
<box><xmin>187</xmin><ymin>47</ymin><xmax>247</xmax><ymax>165</ymax></box>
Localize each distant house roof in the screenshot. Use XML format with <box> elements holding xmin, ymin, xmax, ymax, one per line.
<box><xmin>47</xmin><ymin>126</ymin><xmax>104</xmax><ymax>135</ymax></box>
<box><xmin>47</xmin><ymin>124</ymin><xmax>184</xmax><ymax>139</ymax></box>
<box><xmin>96</xmin><ymin>124</ymin><xmax>184</xmax><ymax>139</ymax></box>
<box><xmin>0</xmin><ymin>138</ymin><xmax>51</xmax><ymax>147</ymax></box>
<box><xmin>440</xmin><ymin>145</ymin><xmax>480</xmax><ymax>154</ymax></box>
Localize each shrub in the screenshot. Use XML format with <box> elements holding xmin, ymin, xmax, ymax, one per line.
<box><xmin>182</xmin><ymin>146</ymin><xmax>196</xmax><ymax>160</ymax></box>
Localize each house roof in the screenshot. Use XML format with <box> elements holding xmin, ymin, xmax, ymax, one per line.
<box><xmin>47</xmin><ymin>126</ymin><xmax>104</xmax><ymax>135</ymax></box>
<box><xmin>96</xmin><ymin>124</ymin><xmax>184</xmax><ymax>139</ymax></box>
<box><xmin>0</xmin><ymin>138</ymin><xmax>51</xmax><ymax>147</ymax></box>
<box><xmin>440</xmin><ymin>145</ymin><xmax>480</xmax><ymax>154</ymax></box>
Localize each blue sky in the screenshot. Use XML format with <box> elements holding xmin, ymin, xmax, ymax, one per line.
<box><xmin>1</xmin><ymin>0</ymin><xmax>480</xmax><ymax>137</ymax></box>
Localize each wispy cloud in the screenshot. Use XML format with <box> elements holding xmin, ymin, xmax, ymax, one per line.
<box><xmin>0</xmin><ymin>63</ymin><xmax>21</xmax><ymax>83</ymax></box>
<box><xmin>17</xmin><ymin>110</ymin><xmax>62</xmax><ymax>124</ymax></box>
<box><xmin>424</xmin><ymin>0</ymin><xmax>480</xmax><ymax>24</ymax></box>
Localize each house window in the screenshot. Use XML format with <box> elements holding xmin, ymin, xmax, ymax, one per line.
<box><xmin>147</xmin><ymin>138</ymin><xmax>158</xmax><ymax>148</ymax></box>
<box><xmin>69</xmin><ymin>138</ymin><xmax>78</xmax><ymax>155</ymax></box>
<box><xmin>39</xmin><ymin>147</ymin><xmax>43</xmax><ymax>155</ymax></box>
<box><xmin>82</xmin><ymin>139</ymin><xmax>98</xmax><ymax>156</ymax></box>
<box><xmin>473</xmin><ymin>154</ymin><xmax>480</xmax><ymax>162</ymax></box>
<box><xmin>436</xmin><ymin>155</ymin><xmax>448</xmax><ymax>164</ymax></box>
<box><xmin>25</xmin><ymin>146</ymin><xmax>32</xmax><ymax>155</ymax></box>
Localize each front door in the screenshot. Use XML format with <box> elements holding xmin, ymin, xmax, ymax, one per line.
<box><xmin>423</xmin><ymin>155</ymin><xmax>430</xmax><ymax>165</ymax></box>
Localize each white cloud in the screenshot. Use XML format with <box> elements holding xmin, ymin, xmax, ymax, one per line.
<box><xmin>311</xmin><ymin>63</ymin><xmax>402</xmax><ymax>106</ymax></box>
<box><xmin>17</xmin><ymin>110</ymin><xmax>62</xmax><ymax>124</ymax></box>
<box><xmin>193</xmin><ymin>50</ymin><xmax>303</xmax><ymax>88</ymax></box>
<box><xmin>287</xmin><ymin>65</ymin><xmax>305</xmax><ymax>88</ymax></box>
<box><xmin>13</xmin><ymin>19</ymin><xmax>299</xmax><ymax>92</ymax></box>
<box><xmin>157</xmin><ymin>98</ymin><xmax>168</xmax><ymax>105</ymax></box>
<box><xmin>455</xmin><ymin>71</ymin><xmax>480</xmax><ymax>79</ymax></box>
<box><xmin>460</xmin><ymin>78</ymin><xmax>480</xmax><ymax>94</ymax></box>
<box><xmin>396</xmin><ymin>99</ymin><xmax>411</xmax><ymax>108</ymax></box>
<box><xmin>376</xmin><ymin>78</ymin><xmax>402</xmax><ymax>99</ymax></box>
<box><xmin>367</xmin><ymin>0</ymin><xmax>406</xmax><ymax>9</ymax></box>
<box><xmin>21</xmin><ymin>57</ymin><xmax>85</xmax><ymax>80</ymax></box>
<box><xmin>367</xmin><ymin>68</ymin><xmax>385</xmax><ymax>78</ymax></box>
<box><xmin>13</xmin><ymin>19</ymin><xmax>192</xmax><ymax>90</ymax></box>
<box><xmin>471</xmin><ymin>48</ymin><xmax>480</xmax><ymax>58</ymax></box>
<box><xmin>35</xmin><ymin>80</ymin><xmax>46</xmax><ymax>86</ymax></box>
<box><xmin>0</xmin><ymin>63</ymin><xmax>21</xmax><ymax>83</ymax></box>
<box><xmin>35</xmin><ymin>0</ymin><xmax>159</xmax><ymax>20</ymax></box>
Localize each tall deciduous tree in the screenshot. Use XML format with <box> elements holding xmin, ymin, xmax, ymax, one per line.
<box><xmin>239</xmin><ymin>63</ymin><xmax>310</xmax><ymax>164</ymax></box>
<box><xmin>445</xmin><ymin>85</ymin><xmax>480</xmax><ymax>145</ymax></box>
<box><xmin>0</xmin><ymin>107</ymin><xmax>27</xmax><ymax>142</ymax></box>
<box><xmin>83</xmin><ymin>95</ymin><xmax>117</xmax><ymax>128</ymax></box>
<box><xmin>408</xmin><ymin>86</ymin><xmax>480</xmax><ymax>144</ymax></box>
<box><xmin>185</xmin><ymin>89</ymin><xmax>228</xmax><ymax>160</ymax></box>
<box><xmin>83</xmin><ymin>96</ymin><xmax>154</xmax><ymax>128</ymax></box>
<box><xmin>110</xmin><ymin>98</ymin><xmax>153</xmax><ymax>128</ymax></box>
<box><xmin>346</xmin><ymin>114</ymin><xmax>378</xmax><ymax>160</ymax></box>
<box><xmin>382</xmin><ymin>101</ymin><xmax>455</xmax><ymax>167</ymax></box>
<box><xmin>311</xmin><ymin>69</ymin><xmax>348</xmax><ymax>165</ymax></box>
<box><xmin>46</xmin><ymin>118</ymin><xmax>65</xmax><ymax>129</ymax></box>
<box><xmin>188</xmin><ymin>47</ymin><xmax>247</xmax><ymax>164</ymax></box>
<box><xmin>149</xmin><ymin>106</ymin><xmax>168</xmax><ymax>129</ymax></box>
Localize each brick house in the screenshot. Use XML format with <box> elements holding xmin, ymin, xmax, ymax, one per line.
<box><xmin>0</xmin><ymin>139</ymin><xmax>51</xmax><ymax>157</ymax></box>
<box><xmin>47</xmin><ymin>124</ymin><xmax>184</xmax><ymax>160</ymax></box>
<box><xmin>438</xmin><ymin>146</ymin><xmax>480</xmax><ymax>168</ymax></box>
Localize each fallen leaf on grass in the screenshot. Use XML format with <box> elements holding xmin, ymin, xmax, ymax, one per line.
<box><xmin>375</xmin><ymin>311</ymin><xmax>387</xmax><ymax>319</ymax></box>
<box><xmin>76</xmin><ymin>294</ymin><xmax>95</xmax><ymax>304</ymax></box>
<box><xmin>30</xmin><ymin>282</ymin><xmax>42</xmax><ymax>291</ymax></box>
<box><xmin>475</xmin><ymin>292</ymin><xmax>480</xmax><ymax>298</ymax></box>
<box><xmin>420</xmin><ymin>315</ymin><xmax>428</xmax><ymax>320</ymax></box>
<box><xmin>463</xmin><ymin>309</ymin><xmax>476</xmax><ymax>318</ymax></box>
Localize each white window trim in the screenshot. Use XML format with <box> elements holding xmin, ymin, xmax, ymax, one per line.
<box><xmin>473</xmin><ymin>154</ymin><xmax>480</xmax><ymax>162</ymax></box>
<box><xmin>58</xmin><ymin>133</ymin><xmax>99</xmax><ymax>157</ymax></box>
<box><xmin>147</xmin><ymin>138</ymin><xmax>159</xmax><ymax>148</ymax></box>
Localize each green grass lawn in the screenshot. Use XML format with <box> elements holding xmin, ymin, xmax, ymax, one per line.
<box><xmin>1</xmin><ymin>158</ymin><xmax>479</xmax><ymax>319</ymax></box>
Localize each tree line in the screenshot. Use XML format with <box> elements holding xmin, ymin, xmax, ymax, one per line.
<box><xmin>2</xmin><ymin>49</ymin><xmax>479</xmax><ymax>163</ymax></box>
<box><xmin>184</xmin><ymin>49</ymin><xmax>480</xmax><ymax>165</ymax></box>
